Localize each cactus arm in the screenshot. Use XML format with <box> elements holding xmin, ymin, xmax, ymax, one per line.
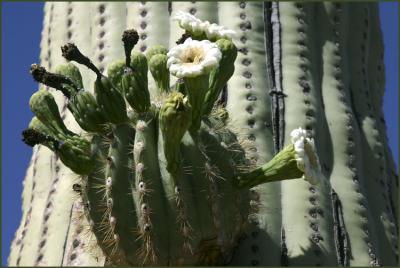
<box><xmin>156</xmin><ymin>128</ymin><xmax>188</xmax><ymax>264</ymax></box>
<box><xmin>346</xmin><ymin>3</ymin><xmax>397</xmax><ymax>263</ymax></box>
<box><xmin>220</xmin><ymin>2</ymin><xmax>281</xmax><ymax>265</ymax></box>
<box><xmin>181</xmin><ymin>123</ymin><xmax>249</xmax><ymax>263</ymax></box>
<box><xmin>197</xmin><ymin>122</ymin><xmax>250</xmax><ymax>254</ymax></box>
<box><xmin>133</xmin><ymin>117</ymin><xmax>169</xmax><ymax>264</ymax></box>
<box><xmin>82</xmin><ymin>135</ymin><xmax>116</xmax><ymax>261</ymax></box>
<box><xmin>103</xmin><ymin>124</ymin><xmax>140</xmax><ymax>264</ymax></box>
<box><xmin>179</xmin><ymin>135</ymin><xmax>215</xmax><ymax>244</ymax></box>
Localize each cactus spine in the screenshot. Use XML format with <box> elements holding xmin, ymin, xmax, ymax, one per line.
<box><xmin>9</xmin><ymin>2</ymin><xmax>398</xmax><ymax>266</ymax></box>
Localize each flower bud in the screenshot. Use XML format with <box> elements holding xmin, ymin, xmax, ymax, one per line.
<box><xmin>146</xmin><ymin>45</ymin><xmax>168</xmax><ymax>61</ymax></box>
<box><xmin>122</xmin><ymin>68</ymin><xmax>150</xmax><ymax>113</ymax></box>
<box><xmin>159</xmin><ymin>92</ymin><xmax>192</xmax><ymax>175</ymax></box>
<box><xmin>149</xmin><ymin>54</ymin><xmax>170</xmax><ymax>93</ymax></box>
<box><xmin>29</xmin><ymin>89</ymin><xmax>73</xmax><ymax>138</ymax></box>
<box><xmin>203</xmin><ymin>39</ymin><xmax>237</xmax><ymax>115</ymax></box>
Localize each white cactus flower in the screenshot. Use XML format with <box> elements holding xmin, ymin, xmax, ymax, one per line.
<box><xmin>167</xmin><ymin>38</ymin><xmax>222</xmax><ymax>78</ymax></box>
<box><xmin>206</xmin><ymin>23</ymin><xmax>236</xmax><ymax>40</ymax></box>
<box><xmin>290</xmin><ymin>127</ymin><xmax>322</xmax><ymax>185</ymax></box>
<box><xmin>173</xmin><ymin>11</ymin><xmax>209</xmax><ymax>34</ymax></box>
<box><xmin>236</xmin><ymin>127</ymin><xmax>323</xmax><ymax>189</ymax></box>
<box><xmin>173</xmin><ymin>11</ymin><xmax>236</xmax><ymax>40</ymax></box>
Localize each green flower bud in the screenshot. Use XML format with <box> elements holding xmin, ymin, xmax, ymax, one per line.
<box><xmin>55</xmin><ymin>63</ymin><xmax>84</xmax><ymax>89</ymax></box>
<box><xmin>57</xmin><ymin>136</ymin><xmax>95</xmax><ymax>175</ymax></box>
<box><xmin>203</xmin><ymin>39</ymin><xmax>237</xmax><ymax>115</ymax></box>
<box><xmin>146</xmin><ymin>45</ymin><xmax>168</xmax><ymax>61</ymax></box>
<box><xmin>29</xmin><ymin>89</ymin><xmax>74</xmax><ymax>138</ymax></box>
<box><xmin>68</xmin><ymin>90</ymin><xmax>107</xmax><ymax>133</ymax></box>
<box><xmin>184</xmin><ymin>74</ymin><xmax>209</xmax><ymax>134</ymax></box>
<box><xmin>28</xmin><ymin>116</ymin><xmax>53</xmax><ymax>137</ymax></box>
<box><xmin>94</xmin><ymin>76</ymin><xmax>128</xmax><ymax>124</ymax></box>
<box><xmin>107</xmin><ymin>59</ymin><xmax>125</xmax><ymax>93</ymax></box>
<box><xmin>23</xmin><ymin>120</ymin><xmax>94</xmax><ymax>175</ymax></box>
<box><xmin>122</xmin><ymin>69</ymin><xmax>150</xmax><ymax>113</ymax></box>
<box><xmin>149</xmin><ymin>54</ymin><xmax>170</xmax><ymax>93</ymax></box>
<box><xmin>159</xmin><ymin>92</ymin><xmax>192</xmax><ymax>176</ymax></box>
<box><xmin>130</xmin><ymin>51</ymin><xmax>148</xmax><ymax>85</ymax></box>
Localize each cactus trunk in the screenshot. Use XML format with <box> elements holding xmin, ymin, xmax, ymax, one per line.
<box><xmin>9</xmin><ymin>2</ymin><xmax>398</xmax><ymax>266</ymax></box>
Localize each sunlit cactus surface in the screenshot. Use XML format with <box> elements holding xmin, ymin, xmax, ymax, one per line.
<box><xmin>9</xmin><ymin>2</ymin><xmax>398</xmax><ymax>267</ymax></box>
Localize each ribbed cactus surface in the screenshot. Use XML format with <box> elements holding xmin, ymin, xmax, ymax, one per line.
<box><xmin>9</xmin><ymin>2</ymin><xmax>398</xmax><ymax>266</ymax></box>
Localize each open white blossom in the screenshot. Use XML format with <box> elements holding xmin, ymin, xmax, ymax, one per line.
<box><xmin>173</xmin><ymin>11</ymin><xmax>236</xmax><ymax>40</ymax></box>
<box><xmin>290</xmin><ymin>127</ymin><xmax>322</xmax><ymax>185</ymax></box>
<box><xmin>206</xmin><ymin>22</ymin><xmax>236</xmax><ymax>40</ymax></box>
<box><xmin>173</xmin><ymin>11</ymin><xmax>209</xmax><ymax>34</ymax></box>
<box><xmin>167</xmin><ymin>38</ymin><xmax>222</xmax><ymax>78</ymax></box>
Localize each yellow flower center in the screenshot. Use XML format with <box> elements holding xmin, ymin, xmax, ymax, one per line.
<box><xmin>181</xmin><ymin>47</ymin><xmax>204</xmax><ymax>65</ymax></box>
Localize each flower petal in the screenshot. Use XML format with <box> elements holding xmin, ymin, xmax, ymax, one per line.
<box><xmin>290</xmin><ymin>127</ymin><xmax>322</xmax><ymax>185</ymax></box>
<box><xmin>168</xmin><ymin>38</ymin><xmax>221</xmax><ymax>78</ymax></box>
<box><xmin>173</xmin><ymin>11</ymin><xmax>236</xmax><ymax>40</ymax></box>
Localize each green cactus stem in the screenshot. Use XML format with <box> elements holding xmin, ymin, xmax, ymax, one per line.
<box><xmin>159</xmin><ymin>91</ymin><xmax>192</xmax><ymax>178</ymax></box>
<box><xmin>148</xmin><ymin>54</ymin><xmax>170</xmax><ymax>93</ymax></box>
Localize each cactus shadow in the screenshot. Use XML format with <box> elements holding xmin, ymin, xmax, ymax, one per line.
<box><xmin>286</xmin><ymin>238</ymin><xmax>339</xmax><ymax>266</ymax></box>
<box><xmin>227</xmin><ymin>226</ymin><xmax>282</xmax><ymax>266</ymax></box>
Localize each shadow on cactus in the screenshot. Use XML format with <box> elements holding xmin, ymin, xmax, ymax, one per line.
<box><xmin>22</xmin><ymin>12</ymin><xmax>322</xmax><ymax>266</ymax></box>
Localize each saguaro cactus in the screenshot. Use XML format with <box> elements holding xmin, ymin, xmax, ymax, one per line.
<box><xmin>9</xmin><ymin>2</ymin><xmax>398</xmax><ymax>266</ymax></box>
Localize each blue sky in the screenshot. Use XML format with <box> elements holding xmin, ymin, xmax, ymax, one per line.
<box><xmin>1</xmin><ymin>2</ymin><xmax>398</xmax><ymax>265</ymax></box>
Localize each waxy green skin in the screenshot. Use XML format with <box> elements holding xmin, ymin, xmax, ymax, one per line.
<box><xmin>18</xmin><ymin>34</ymin><xmax>263</xmax><ymax>265</ymax></box>
<box><xmin>10</xmin><ymin>2</ymin><xmax>398</xmax><ymax>267</ymax></box>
